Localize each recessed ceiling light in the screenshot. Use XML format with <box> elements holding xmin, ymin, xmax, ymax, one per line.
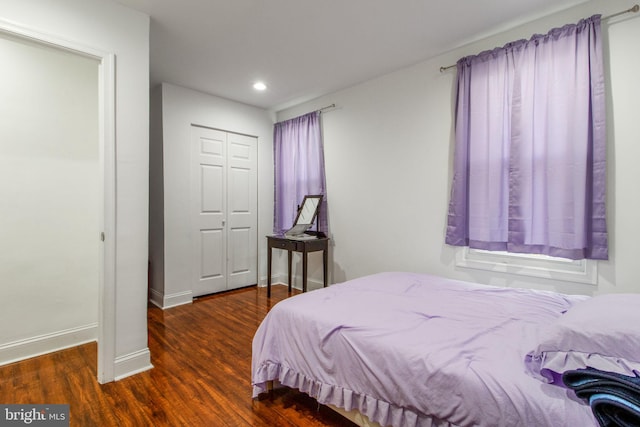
<box><xmin>253</xmin><ymin>82</ymin><xmax>267</xmax><ymax>91</ymax></box>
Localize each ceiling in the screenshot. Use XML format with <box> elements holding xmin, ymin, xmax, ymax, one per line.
<box><xmin>115</xmin><ymin>0</ymin><xmax>589</xmax><ymax>111</ymax></box>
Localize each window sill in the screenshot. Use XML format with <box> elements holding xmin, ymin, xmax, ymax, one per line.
<box><xmin>455</xmin><ymin>247</ymin><xmax>598</xmax><ymax>285</ymax></box>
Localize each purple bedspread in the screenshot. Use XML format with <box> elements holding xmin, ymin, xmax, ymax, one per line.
<box><xmin>252</xmin><ymin>272</ymin><xmax>596</xmax><ymax>427</ymax></box>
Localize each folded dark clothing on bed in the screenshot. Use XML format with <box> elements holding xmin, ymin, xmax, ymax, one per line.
<box><xmin>563</xmin><ymin>368</ymin><xmax>640</xmax><ymax>427</ymax></box>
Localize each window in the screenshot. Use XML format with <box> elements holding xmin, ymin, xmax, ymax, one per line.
<box><xmin>273</xmin><ymin>111</ymin><xmax>327</xmax><ymax>235</ymax></box>
<box><xmin>455</xmin><ymin>248</ymin><xmax>598</xmax><ymax>285</ymax></box>
<box><xmin>446</xmin><ymin>15</ymin><xmax>608</xmax><ymax>261</ymax></box>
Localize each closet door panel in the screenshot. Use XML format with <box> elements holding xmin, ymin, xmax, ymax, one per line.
<box><xmin>191</xmin><ymin>126</ymin><xmax>226</xmax><ymax>296</ymax></box>
<box><xmin>227</xmin><ymin>133</ymin><xmax>257</xmax><ymax>290</ymax></box>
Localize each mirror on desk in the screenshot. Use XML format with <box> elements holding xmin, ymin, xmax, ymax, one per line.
<box><xmin>285</xmin><ymin>194</ymin><xmax>323</xmax><ymax>238</ymax></box>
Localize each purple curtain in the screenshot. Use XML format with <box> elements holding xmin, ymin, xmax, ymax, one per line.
<box><xmin>273</xmin><ymin>111</ymin><xmax>328</xmax><ymax>235</ymax></box>
<box><xmin>446</xmin><ymin>15</ymin><xmax>608</xmax><ymax>260</ymax></box>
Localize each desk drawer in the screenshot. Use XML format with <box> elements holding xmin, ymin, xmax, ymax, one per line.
<box><xmin>269</xmin><ymin>239</ymin><xmax>296</xmax><ymax>251</ymax></box>
<box><xmin>299</xmin><ymin>239</ymin><xmax>327</xmax><ymax>252</ymax></box>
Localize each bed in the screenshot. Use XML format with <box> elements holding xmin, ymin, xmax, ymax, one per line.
<box><xmin>252</xmin><ymin>272</ymin><xmax>640</xmax><ymax>427</ymax></box>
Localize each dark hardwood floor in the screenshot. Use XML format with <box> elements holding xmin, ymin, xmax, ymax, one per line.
<box><xmin>0</xmin><ymin>285</ymin><xmax>357</xmax><ymax>426</ymax></box>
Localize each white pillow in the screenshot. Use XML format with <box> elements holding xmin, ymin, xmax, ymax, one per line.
<box><xmin>525</xmin><ymin>293</ymin><xmax>640</xmax><ymax>384</ymax></box>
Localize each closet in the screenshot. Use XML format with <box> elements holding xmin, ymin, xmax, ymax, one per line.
<box><xmin>191</xmin><ymin>125</ymin><xmax>258</xmax><ymax>296</ymax></box>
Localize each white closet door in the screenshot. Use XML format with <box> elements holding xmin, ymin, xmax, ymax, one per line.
<box><xmin>192</xmin><ymin>126</ymin><xmax>227</xmax><ymax>296</ymax></box>
<box><xmin>227</xmin><ymin>132</ymin><xmax>258</xmax><ymax>290</ymax></box>
<box><xmin>191</xmin><ymin>126</ymin><xmax>257</xmax><ymax>296</ymax></box>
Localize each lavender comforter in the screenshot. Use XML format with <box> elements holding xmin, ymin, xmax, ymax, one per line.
<box><xmin>252</xmin><ymin>272</ymin><xmax>596</xmax><ymax>427</ymax></box>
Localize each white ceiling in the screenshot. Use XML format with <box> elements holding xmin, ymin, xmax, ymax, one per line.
<box><xmin>115</xmin><ymin>0</ymin><xmax>589</xmax><ymax>111</ymax></box>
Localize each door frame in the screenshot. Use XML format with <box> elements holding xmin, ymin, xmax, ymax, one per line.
<box><xmin>0</xmin><ymin>19</ymin><xmax>117</xmax><ymax>383</ymax></box>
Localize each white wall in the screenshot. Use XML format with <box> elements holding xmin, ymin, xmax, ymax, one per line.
<box><xmin>0</xmin><ymin>0</ymin><xmax>151</xmax><ymax>379</ymax></box>
<box><xmin>277</xmin><ymin>0</ymin><xmax>640</xmax><ymax>296</ymax></box>
<box><xmin>149</xmin><ymin>83</ymin><xmax>274</xmax><ymax>307</ymax></box>
<box><xmin>0</xmin><ymin>33</ymin><xmax>99</xmax><ymax>356</ymax></box>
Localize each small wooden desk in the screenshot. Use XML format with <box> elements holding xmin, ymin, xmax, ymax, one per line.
<box><xmin>266</xmin><ymin>234</ymin><xmax>329</xmax><ymax>297</ymax></box>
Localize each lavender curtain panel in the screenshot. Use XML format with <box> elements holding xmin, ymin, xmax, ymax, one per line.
<box><xmin>273</xmin><ymin>111</ymin><xmax>328</xmax><ymax>235</ymax></box>
<box><xmin>446</xmin><ymin>15</ymin><xmax>608</xmax><ymax>260</ymax></box>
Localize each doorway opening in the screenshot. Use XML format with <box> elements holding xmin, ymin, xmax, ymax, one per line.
<box><xmin>0</xmin><ymin>22</ymin><xmax>116</xmax><ymax>383</ymax></box>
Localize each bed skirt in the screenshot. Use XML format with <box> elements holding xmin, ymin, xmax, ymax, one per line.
<box><xmin>253</xmin><ymin>361</ymin><xmax>452</xmax><ymax>427</ymax></box>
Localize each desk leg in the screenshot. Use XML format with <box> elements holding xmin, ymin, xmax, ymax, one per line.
<box><xmin>287</xmin><ymin>250</ymin><xmax>292</xmax><ymax>292</ymax></box>
<box><xmin>302</xmin><ymin>251</ymin><xmax>308</xmax><ymax>292</ymax></box>
<box><xmin>267</xmin><ymin>246</ymin><xmax>272</xmax><ymax>298</ymax></box>
<box><xmin>323</xmin><ymin>247</ymin><xmax>328</xmax><ymax>288</ymax></box>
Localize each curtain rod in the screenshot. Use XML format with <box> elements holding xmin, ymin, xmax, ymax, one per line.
<box><xmin>439</xmin><ymin>4</ymin><xmax>639</xmax><ymax>73</ymax></box>
<box><xmin>318</xmin><ymin>103</ymin><xmax>336</xmax><ymax>112</ymax></box>
<box><xmin>277</xmin><ymin>104</ymin><xmax>336</xmax><ymax>125</ymax></box>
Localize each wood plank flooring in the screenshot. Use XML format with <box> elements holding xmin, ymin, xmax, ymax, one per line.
<box><xmin>0</xmin><ymin>285</ymin><xmax>357</xmax><ymax>426</ymax></box>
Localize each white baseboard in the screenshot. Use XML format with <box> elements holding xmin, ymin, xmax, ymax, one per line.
<box><xmin>260</xmin><ymin>274</ymin><xmax>325</xmax><ymax>291</ymax></box>
<box><xmin>259</xmin><ymin>273</ymin><xmax>284</xmax><ymax>287</ymax></box>
<box><xmin>0</xmin><ymin>323</ymin><xmax>98</xmax><ymax>366</ymax></box>
<box><xmin>114</xmin><ymin>347</ymin><xmax>153</xmax><ymax>380</ymax></box>
<box><xmin>149</xmin><ymin>288</ymin><xmax>192</xmax><ymax>309</ymax></box>
<box><xmin>149</xmin><ymin>288</ymin><xmax>164</xmax><ymax>308</ymax></box>
<box><xmin>0</xmin><ymin>326</ymin><xmax>152</xmax><ymax>382</ymax></box>
<box><xmin>291</xmin><ymin>276</ymin><xmax>325</xmax><ymax>291</ymax></box>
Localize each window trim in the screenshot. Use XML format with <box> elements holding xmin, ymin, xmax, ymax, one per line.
<box><xmin>455</xmin><ymin>247</ymin><xmax>598</xmax><ymax>285</ymax></box>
